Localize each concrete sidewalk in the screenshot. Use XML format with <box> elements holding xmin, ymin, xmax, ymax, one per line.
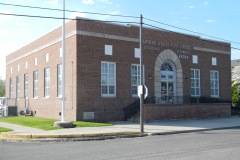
<box><xmin>1</xmin><ymin>116</ymin><xmax>240</xmax><ymax>140</ymax></box>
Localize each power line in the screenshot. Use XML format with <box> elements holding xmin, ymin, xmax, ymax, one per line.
<box><xmin>144</xmin><ymin>17</ymin><xmax>240</xmax><ymax>45</ymax></box>
<box><xmin>0</xmin><ymin>2</ymin><xmax>139</xmax><ymax>19</ymax></box>
<box><xmin>1</xmin><ymin>2</ymin><xmax>239</xmax><ymax>47</ymax></box>
<box><xmin>144</xmin><ymin>23</ymin><xmax>240</xmax><ymax>51</ymax></box>
<box><xmin>0</xmin><ymin>12</ymin><xmax>139</xmax><ymax>25</ymax></box>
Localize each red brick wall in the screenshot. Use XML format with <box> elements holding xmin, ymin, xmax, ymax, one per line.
<box><xmin>5</xmin><ymin>21</ymin><xmax>78</xmax><ymax>121</ymax></box>
<box><xmin>75</xmin><ymin>20</ymin><xmax>231</xmax><ymax>121</ymax></box>
<box><xmin>5</xmin><ymin>19</ymin><xmax>231</xmax><ymax>122</ymax></box>
<box><xmin>144</xmin><ymin>103</ymin><xmax>231</xmax><ymax>121</ymax></box>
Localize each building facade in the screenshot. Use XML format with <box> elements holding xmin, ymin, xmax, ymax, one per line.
<box><xmin>6</xmin><ymin>18</ymin><xmax>232</xmax><ymax>121</ymax></box>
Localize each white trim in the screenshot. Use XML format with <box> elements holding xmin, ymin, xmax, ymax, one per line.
<box><xmin>105</xmin><ymin>45</ymin><xmax>113</xmax><ymax>55</ymax></box>
<box><xmin>212</xmin><ymin>57</ymin><xmax>217</xmax><ymax>66</ymax></box>
<box><xmin>6</xmin><ymin>30</ymin><xmax>138</xmax><ymax>65</ymax></box>
<box><xmin>59</xmin><ymin>48</ymin><xmax>62</xmax><ymax>58</ymax></box>
<box><xmin>190</xmin><ymin>69</ymin><xmax>201</xmax><ymax>97</ymax></box>
<box><xmin>34</xmin><ymin>58</ymin><xmax>37</xmax><ymax>66</ymax></box>
<box><xmin>44</xmin><ymin>68</ymin><xmax>50</xmax><ymax>97</ymax></box>
<box><xmin>131</xmin><ymin>64</ymin><xmax>140</xmax><ymax>96</ymax></box>
<box><xmin>210</xmin><ymin>70</ymin><xmax>219</xmax><ymax>97</ymax></box>
<box><xmin>101</xmin><ymin>61</ymin><xmax>116</xmax><ymax>97</ymax></box>
<box><xmin>46</xmin><ymin>53</ymin><xmax>49</xmax><ymax>62</ymax></box>
<box><xmin>194</xmin><ymin>47</ymin><xmax>230</xmax><ymax>54</ymax></box>
<box><xmin>77</xmin><ymin>30</ymin><xmax>138</xmax><ymax>42</ymax></box>
<box><xmin>134</xmin><ymin>48</ymin><xmax>140</xmax><ymax>58</ymax></box>
<box><xmin>192</xmin><ymin>55</ymin><xmax>198</xmax><ymax>64</ymax></box>
<box><xmin>25</xmin><ymin>61</ymin><xmax>28</xmax><ymax>69</ymax></box>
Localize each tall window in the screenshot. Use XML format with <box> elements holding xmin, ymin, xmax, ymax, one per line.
<box><xmin>210</xmin><ymin>71</ymin><xmax>219</xmax><ymax>97</ymax></box>
<box><xmin>191</xmin><ymin>69</ymin><xmax>200</xmax><ymax>96</ymax></box>
<box><xmin>101</xmin><ymin>62</ymin><xmax>116</xmax><ymax>96</ymax></box>
<box><xmin>9</xmin><ymin>78</ymin><xmax>13</xmax><ymax>98</ymax></box>
<box><xmin>44</xmin><ymin>68</ymin><xmax>50</xmax><ymax>97</ymax></box>
<box><xmin>24</xmin><ymin>74</ymin><xmax>28</xmax><ymax>98</ymax></box>
<box><xmin>131</xmin><ymin>64</ymin><xmax>140</xmax><ymax>96</ymax></box>
<box><xmin>16</xmin><ymin>76</ymin><xmax>20</xmax><ymax>99</ymax></box>
<box><xmin>33</xmin><ymin>71</ymin><xmax>38</xmax><ymax>98</ymax></box>
<box><xmin>57</xmin><ymin>64</ymin><xmax>62</xmax><ymax>97</ymax></box>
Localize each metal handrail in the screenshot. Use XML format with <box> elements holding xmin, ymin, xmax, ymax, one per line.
<box><xmin>123</xmin><ymin>96</ymin><xmax>231</xmax><ymax>120</ymax></box>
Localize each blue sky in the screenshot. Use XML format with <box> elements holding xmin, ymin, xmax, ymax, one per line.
<box><xmin>0</xmin><ymin>0</ymin><xmax>239</xmax><ymax>79</ymax></box>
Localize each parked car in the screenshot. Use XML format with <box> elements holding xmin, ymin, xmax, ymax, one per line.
<box><xmin>0</xmin><ymin>97</ymin><xmax>5</xmax><ymax>116</ymax></box>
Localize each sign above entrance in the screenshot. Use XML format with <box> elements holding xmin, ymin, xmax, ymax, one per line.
<box><xmin>143</xmin><ymin>39</ymin><xmax>191</xmax><ymax>60</ymax></box>
<box><xmin>138</xmin><ymin>85</ymin><xmax>148</xmax><ymax>99</ymax></box>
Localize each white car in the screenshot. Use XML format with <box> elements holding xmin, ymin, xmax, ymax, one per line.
<box><xmin>0</xmin><ymin>98</ymin><xmax>5</xmax><ymax>116</ymax></box>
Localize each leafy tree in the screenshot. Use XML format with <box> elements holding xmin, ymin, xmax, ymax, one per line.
<box><xmin>0</xmin><ymin>78</ymin><xmax>5</xmax><ymax>97</ymax></box>
<box><xmin>232</xmin><ymin>82</ymin><xmax>240</xmax><ymax>107</ymax></box>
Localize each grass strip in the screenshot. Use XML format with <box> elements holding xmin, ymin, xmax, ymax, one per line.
<box><xmin>0</xmin><ymin>116</ymin><xmax>112</xmax><ymax>130</ymax></box>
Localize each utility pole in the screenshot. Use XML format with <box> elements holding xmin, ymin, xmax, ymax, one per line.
<box><xmin>139</xmin><ymin>14</ymin><xmax>144</xmax><ymax>134</ymax></box>
<box><xmin>61</xmin><ymin>0</ymin><xmax>66</xmax><ymax>122</ymax></box>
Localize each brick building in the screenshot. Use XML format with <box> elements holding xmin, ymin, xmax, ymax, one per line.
<box><xmin>5</xmin><ymin>18</ymin><xmax>231</xmax><ymax>122</ymax></box>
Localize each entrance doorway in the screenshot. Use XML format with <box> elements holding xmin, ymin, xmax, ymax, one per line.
<box><xmin>160</xmin><ymin>61</ymin><xmax>176</xmax><ymax>103</ymax></box>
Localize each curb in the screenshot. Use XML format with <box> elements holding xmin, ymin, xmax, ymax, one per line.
<box><xmin>0</xmin><ymin>131</ymin><xmax>142</xmax><ymax>140</ymax></box>
<box><xmin>1</xmin><ymin>126</ymin><xmax>240</xmax><ymax>142</ymax></box>
<box><xmin>148</xmin><ymin>126</ymin><xmax>240</xmax><ymax>136</ymax></box>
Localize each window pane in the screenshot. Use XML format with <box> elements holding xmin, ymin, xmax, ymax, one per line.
<box><xmin>109</xmin><ymin>86</ymin><xmax>115</xmax><ymax>94</ymax></box>
<box><xmin>196</xmin><ymin>88</ymin><xmax>200</xmax><ymax>95</ymax></box>
<box><xmin>102</xmin><ymin>86</ymin><xmax>108</xmax><ymax>94</ymax></box>
<box><xmin>131</xmin><ymin>65</ymin><xmax>140</xmax><ymax>95</ymax></box>
<box><xmin>101</xmin><ymin>62</ymin><xmax>116</xmax><ymax>96</ymax></box>
<box><xmin>191</xmin><ymin>69</ymin><xmax>200</xmax><ymax>96</ymax></box>
<box><xmin>191</xmin><ymin>88</ymin><xmax>195</xmax><ymax>95</ymax></box>
<box><xmin>132</xmin><ymin>86</ymin><xmax>137</xmax><ymax>95</ymax></box>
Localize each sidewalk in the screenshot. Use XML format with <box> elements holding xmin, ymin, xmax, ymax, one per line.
<box><xmin>1</xmin><ymin>116</ymin><xmax>240</xmax><ymax>140</ymax></box>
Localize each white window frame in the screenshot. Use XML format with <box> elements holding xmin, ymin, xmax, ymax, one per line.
<box><xmin>101</xmin><ymin>61</ymin><xmax>116</xmax><ymax>97</ymax></box>
<box><xmin>212</xmin><ymin>57</ymin><xmax>217</xmax><ymax>66</ymax></box>
<box><xmin>190</xmin><ymin>69</ymin><xmax>201</xmax><ymax>96</ymax></box>
<box><xmin>25</xmin><ymin>61</ymin><xmax>28</xmax><ymax>69</ymax></box>
<box><xmin>134</xmin><ymin>48</ymin><xmax>141</xmax><ymax>58</ymax></box>
<box><xmin>9</xmin><ymin>78</ymin><xmax>13</xmax><ymax>98</ymax></box>
<box><xmin>35</xmin><ymin>58</ymin><xmax>38</xmax><ymax>66</ymax></box>
<box><xmin>131</xmin><ymin>64</ymin><xmax>140</xmax><ymax>96</ymax></box>
<box><xmin>16</xmin><ymin>76</ymin><xmax>20</xmax><ymax>99</ymax></box>
<box><xmin>60</xmin><ymin>48</ymin><xmax>62</xmax><ymax>57</ymax></box>
<box><xmin>33</xmin><ymin>71</ymin><xmax>38</xmax><ymax>98</ymax></box>
<box><xmin>57</xmin><ymin>64</ymin><xmax>62</xmax><ymax>97</ymax></box>
<box><xmin>104</xmin><ymin>45</ymin><xmax>113</xmax><ymax>55</ymax></box>
<box><xmin>44</xmin><ymin>68</ymin><xmax>50</xmax><ymax>98</ymax></box>
<box><xmin>24</xmin><ymin>74</ymin><xmax>28</xmax><ymax>98</ymax></box>
<box><xmin>192</xmin><ymin>55</ymin><xmax>198</xmax><ymax>64</ymax></box>
<box><xmin>46</xmin><ymin>53</ymin><xmax>49</xmax><ymax>62</ymax></box>
<box><xmin>210</xmin><ymin>70</ymin><xmax>219</xmax><ymax>97</ymax></box>
<box><xmin>18</xmin><ymin>65</ymin><xmax>20</xmax><ymax>71</ymax></box>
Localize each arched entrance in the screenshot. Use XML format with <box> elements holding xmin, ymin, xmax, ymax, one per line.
<box><xmin>154</xmin><ymin>49</ymin><xmax>183</xmax><ymax>103</ymax></box>
<box><xmin>160</xmin><ymin>61</ymin><xmax>176</xmax><ymax>99</ymax></box>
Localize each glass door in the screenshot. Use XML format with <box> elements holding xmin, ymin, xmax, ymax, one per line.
<box><xmin>161</xmin><ymin>81</ymin><xmax>174</xmax><ymax>103</ymax></box>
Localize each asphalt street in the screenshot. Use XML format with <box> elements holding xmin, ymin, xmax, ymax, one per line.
<box><xmin>1</xmin><ymin>129</ymin><xmax>240</xmax><ymax>160</ymax></box>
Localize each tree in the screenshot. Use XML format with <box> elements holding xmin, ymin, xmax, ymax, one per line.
<box><xmin>0</xmin><ymin>78</ymin><xmax>5</xmax><ymax>97</ymax></box>
<box><xmin>232</xmin><ymin>66</ymin><xmax>240</xmax><ymax>83</ymax></box>
<box><xmin>232</xmin><ymin>82</ymin><xmax>240</xmax><ymax>107</ymax></box>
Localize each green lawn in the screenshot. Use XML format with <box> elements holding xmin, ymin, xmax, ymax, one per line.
<box><xmin>0</xmin><ymin>127</ymin><xmax>12</xmax><ymax>133</ymax></box>
<box><xmin>0</xmin><ymin>116</ymin><xmax>112</xmax><ymax>130</ymax></box>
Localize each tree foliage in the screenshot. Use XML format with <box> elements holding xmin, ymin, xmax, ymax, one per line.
<box><xmin>232</xmin><ymin>82</ymin><xmax>240</xmax><ymax>107</ymax></box>
<box><xmin>0</xmin><ymin>79</ymin><xmax>5</xmax><ymax>97</ymax></box>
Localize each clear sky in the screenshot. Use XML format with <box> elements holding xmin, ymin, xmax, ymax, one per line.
<box><xmin>0</xmin><ymin>0</ymin><xmax>239</xmax><ymax>79</ymax></box>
